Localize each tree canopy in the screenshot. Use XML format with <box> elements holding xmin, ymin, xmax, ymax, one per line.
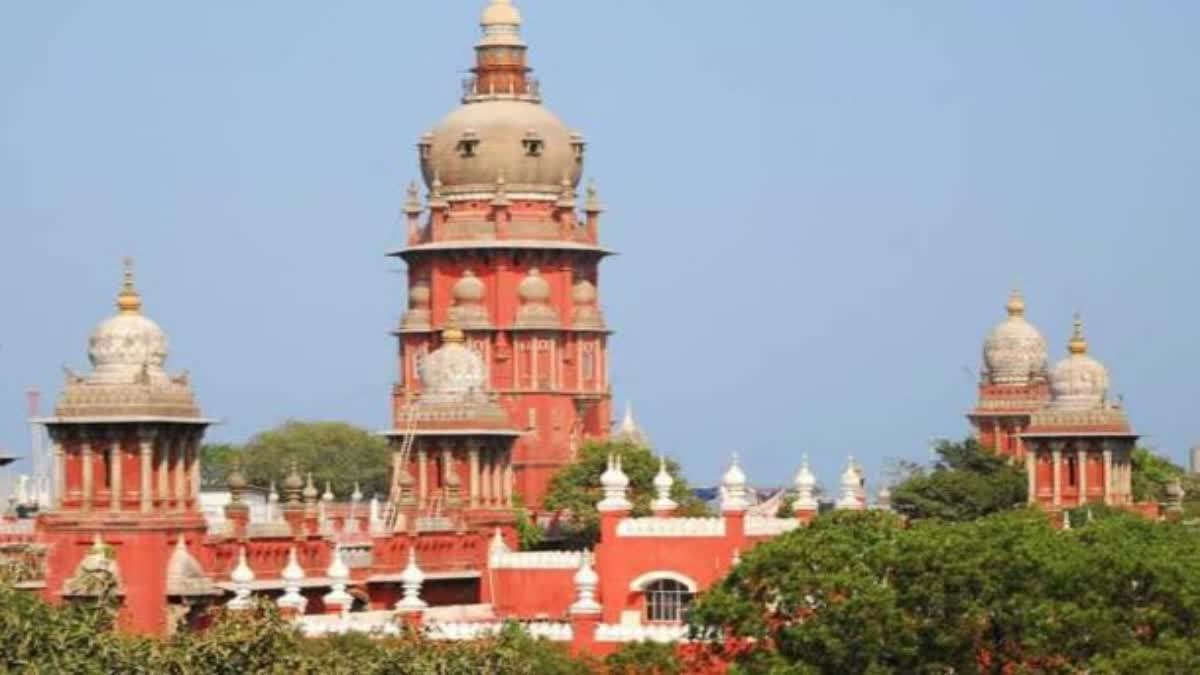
<box><xmin>688</xmin><ymin>508</ymin><xmax>1200</xmax><ymax>673</ymax></box>
<box><xmin>543</xmin><ymin>440</ymin><xmax>709</xmax><ymax>549</ymax></box>
<box><xmin>889</xmin><ymin>437</ymin><xmax>1027</xmax><ymax>521</ymax></box>
<box><xmin>201</xmin><ymin>421</ymin><xmax>390</xmax><ymax>499</ymax></box>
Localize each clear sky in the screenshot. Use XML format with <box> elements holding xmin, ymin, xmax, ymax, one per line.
<box><xmin>0</xmin><ymin>1</ymin><xmax>1197</xmax><ymax>492</ymax></box>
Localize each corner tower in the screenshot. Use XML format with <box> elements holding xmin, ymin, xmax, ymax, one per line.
<box><xmin>389</xmin><ymin>1</ymin><xmax>612</xmax><ymax>510</ymax></box>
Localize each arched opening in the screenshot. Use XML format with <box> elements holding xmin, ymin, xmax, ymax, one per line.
<box><xmin>643</xmin><ymin>578</ymin><xmax>693</xmax><ymax>624</ymax></box>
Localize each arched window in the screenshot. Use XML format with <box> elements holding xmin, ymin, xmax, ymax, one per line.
<box><xmin>645</xmin><ymin>579</ymin><xmax>693</xmax><ymax>623</ymax></box>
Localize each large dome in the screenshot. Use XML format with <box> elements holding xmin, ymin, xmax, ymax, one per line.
<box><xmin>982</xmin><ymin>290</ymin><xmax>1047</xmax><ymax>385</ymax></box>
<box><xmin>419</xmin><ymin>99</ymin><xmax>583</xmax><ymax>195</ymax></box>
<box><xmin>86</xmin><ymin>268</ymin><xmax>170</xmax><ymax>385</ymax></box>
<box><xmin>1047</xmin><ymin>316</ymin><xmax>1110</xmax><ymax>410</ymax></box>
<box><xmin>417</xmin><ymin>328</ymin><xmax>487</xmax><ymax>403</ymax></box>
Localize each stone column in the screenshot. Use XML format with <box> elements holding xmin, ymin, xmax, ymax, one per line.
<box><xmin>1077</xmin><ymin>447</ymin><xmax>1088</xmax><ymax>505</ymax></box>
<box><xmin>1024</xmin><ymin>450</ymin><xmax>1036</xmax><ymax>504</ymax></box>
<box><xmin>173</xmin><ymin>434</ymin><xmax>187</xmax><ymax>510</ymax></box>
<box><xmin>492</xmin><ymin>454</ymin><xmax>504</xmax><ymax>506</ymax></box>
<box><xmin>468</xmin><ymin>442</ymin><xmax>480</xmax><ymax>508</ymax></box>
<box><xmin>139</xmin><ymin>428</ymin><xmax>155</xmax><ymax>513</ymax></box>
<box><xmin>1051</xmin><ymin>442</ymin><xmax>1063</xmax><ymax>507</ymax></box>
<box><xmin>417</xmin><ymin>445</ymin><xmax>428</xmax><ymax>503</ymax></box>
<box><xmin>503</xmin><ymin>453</ymin><xmax>514</xmax><ymax>507</ymax></box>
<box><xmin>51</xmin><ymin>435</ymin><xmax>65</xmax><ymax>509</ymax></box>
<box><xmin>109</xmin><ymin>433</ymin><xmax>123</xmax><ymax>511</ymax></box>
<box><xmin>156</xmin><ymin>430</ymin><xmax>170</xmax><ymax>508</ymax></box>
<box><xmin>1102</xmin><ymin>444</ymin><xmax>1113</xmax><ymax>506</ymax></box>
<box><xmin>81</xmin><ymin>432</ymin><xmax>94</xmax><ymax>512</ymax></box>
<box><xmin>481</xmin><ymin>451</ymin><xmax>493</xmax><ymax>506</ymax></box>
<box><xmin>189</xmin><ymin>431</ymin><xmax>202</xmax><ymax>505</ymax></box>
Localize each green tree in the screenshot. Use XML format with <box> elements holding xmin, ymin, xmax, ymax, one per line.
<box><xmin>1130</xmin><ymin>446</ymin><xmax>1183</xmax><ymax>502</ymax></box>
<box><xmin>543</xmin><ymin>440</ymin><xmax>709</xmax><ymax>549</ymax></box>
<box><xmin>889</xmin><ymin>437</ymin><xmax>1026</xmax><ymax>521</ymax></box>
<box><xmin>688</xmin><ymin>508</ymin><xmax>1200</xmax><ymax>673</ymax></box>
<box><xmin>604</xmin><ymin>640</ymin><xmax>683</xmax><ymax>674</ymax></box>
<box><xmin>202</xmin><ymin>421</ymin><xmax>390</xmax><ymax>499</ymax></box>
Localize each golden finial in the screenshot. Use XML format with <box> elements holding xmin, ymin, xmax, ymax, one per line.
<box><xmin>116</xmin><ymin>257</ymin><xmax>143</xmax><ymax>314</ymax></box>
<box><xmin>1068</xmin><ymin>313</ymin><xmax>1088</xmax><ymax>355</ymax></box>
<box><xmin>1006</xmin><ymin>288</ymin><xmax>1025</xmax><ymax>317</ymax></box>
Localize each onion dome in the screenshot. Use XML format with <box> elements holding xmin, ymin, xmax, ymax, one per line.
<box><xmin>230</xmin><ymin>546</ymin><xmax>255</xmax><ymax>586</ymax></box>
<box><xmin>417</xmin><ymin>326</ymin><xmax>487</xmax><ymax>403</ymax></box>
<box><xmin>570</xmin><ymin>552</ymin><xmax>601</xmax><ymax>615</ymax></box>
<box><xmin>651</xmin><ymin>457</ymin><xmax>677</xmax><ymax>513</ymax></box>
<box><xmin>597</xmin><ymin>454</ymin><xmax>631</xmax><ymax>512</ymax></box>
<box><xmin>721</xmin><ymin>454</ymin><xmax>749</xmax><ymax>512</ymax></box>
<box><xmin>401</xmin><ymin>280</ymin><xmax>432</xmax><ymax>331</ymax></box>
<box><xmin>302</xmin><ymin>472</ymin><xmax>319</xmax><ymax>503</ymax></box>
<box><xmin>283</xmin><ymin>461</ymin><xmax>304</xmax><ymax>505</ymax></box>
<box><xmin>396</xmin><ymin>546</ymin><xmax>427</xmax><ymax>611</ymax></box>
<box><xmin>982</xmin><ymin>289</ymin><xmax>1048</xmax><ymax>385</ymax></box>
<box><xmin>793</xmin><ymin>454</ymin><xmax>819</xmax><ymax>512</ymax></box>
<box><xmin>571</xmin><ymin>278</ymin><xmax>606</xmax><ymax>330</ymax></box>
<box><xmin>448</xmin><ymin>270</ymin><xmax>493</xmax><ymax>329</ymax></box>
<box><xmin>1046</xmin><ymin>315</ymin><xmax>1110</xmax><ymax>410</ymax></box>
<box><xmin>514</xmin><ymin>268</ymin><xmax>560</xmax><ymax>328</ymax></box>
<box><xmin>836</xmin><ymin>456</ymin><xmax>864</xmax><ymax>510</ymax></box>
<box><xmin>56</xmin><ymin>259</ymin><xmax>204</xmax><ymax>420</ymax></box>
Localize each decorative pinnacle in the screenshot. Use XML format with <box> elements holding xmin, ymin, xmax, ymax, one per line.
<box><xmin>1068</xmin><ymin>313</ymin><xmax>1088</xmax><ymax>355</ymax></box>
<box><xmin>404</xmin><ymin>181</ymin><xmax>423</xmax><ymax>215</ymax></box>
<box><xmin>116</xmin><ymin>257</ymin><xmax>143</xmax><ymax>314</ymax></box>
<box><xmin>1006</xmin><ymin>288</ymin><xmax>1025</xmax><ymax>317</ymax></box>
<box><xmin>585</xmin><ymin>179</ymin><xmax>603</xmax><ymax>213</ymax></box>
<box><xmin>442</xmin><ymin>321</ymin><xmax>466</xmax><ymax>344</ymax></box>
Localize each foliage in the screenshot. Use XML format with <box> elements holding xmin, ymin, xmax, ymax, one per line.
<box><xmin>688</xmin><ymin>508</ymin><xmax>1200</xmax><ymax>673</ymax></box>
<box><xmin>604</xmin><ymin>640</ymin><xmax>684</xmax><ymax>674</ymax></box>
<box><xmin>515</xmin><ymin>508</ymin><xmax>545</xmax><ymax>551</ymax></box>
<box><xmin>202</xmin><ymin>421</ymin><xmax>390</xmax><ymax>498</ymax></box>
<box><xmin>198</xmin><ymin>443</ymin><xmax>239</xmax><ymax>489</ymax></box>
<box><xmin>890</xmin><ymin>437</ymin><xmax>1026</xmax><ymax>521</ymax></box>
<box><xmin>0</xmin><ymin>590</ymin><xmax>595</xmax><ymax>674</ymax></box>
<box><xmin>543</xmin><ymin>440</ymin><xmax>710</xmax><ymax>549</ymax></box>
<box><xmin>1130</xmin><ymin>446</ymin><xmax>1184</xmax><ymax>503</ymax></box>
<box><xmin>775</xmin><ymin>493</ymin><xmax>796</xmax><ymax>519</ymax></box>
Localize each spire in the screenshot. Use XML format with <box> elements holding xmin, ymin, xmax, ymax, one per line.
<box><xmin>404</xmin><ymin>181</ymin><xmax>424</xmax><ymax>216</ymax></box>
<box><xmin>836</xmin><ymin>456</ymin><xmax>864</xmax><ymax>511</ymax></box>
<box><xmin>228</xmin><ymin>546</ymin><xmax>255</xmax><ymax>610</ymax></box>
<box><xmin>395</xmin><ymin>546</ymin><xmax>428</xmax><ymax>612</ymax></box>
<box><xmin>569</xmin><ymin>551</ymin><xmax>601</xmax><ymax>615</ymax></box>
<box><xmin>721</xmin><ymin>454</ymin><xmax>749</xmax><ymax>513</ymax></box>
<box><xmin>651</xmin><ymin>457</ymin><xmax>678</xmax><ymax>514</ymax></box>
<box><xmin>1068</xmin><ymin>313</ymin><xmax>1088</xmax><ymax>355</ymax></box>
<box><xmin>472</xmin><ymin>1</ymin><xmax>532</xmax><ymax>100</ymax></box>
<box><xmin>585</xmin><ymin>179</ymin><xmax>604</xmax><ymax>214</ymax></box>
<box><xmin>597</xmin><ymin>454</ymin><xmax>631</xmax><ymax>512</ymax></box>
<box><xmin>793</xmin><ymin>454</ymin><xmax>818</xmax><ymax>513</ymax></box>
<box><xmin>1006</xmin><ymin>288</ymin><xmax>1025</xmax><ymax>318</ymax></box>
<box><xmin>277</xmin><ymin>546</ymin><xmax>308</xmax><ymax>612</ymax></box>
<box><xmin>116</xmin><ymin>257</ymin><xmax>143</xmax><ymax>314</ymax></box>
<box><xmin>323</xmin><ymin>545</ymin><xmax>354</xmax><ymax>612</ymax></box>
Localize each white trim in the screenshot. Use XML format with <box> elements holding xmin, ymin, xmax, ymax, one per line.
<box><xmin>628</xmin><ymin>571</ymin><xmax>698</xmax><ymax>593</ymax></box>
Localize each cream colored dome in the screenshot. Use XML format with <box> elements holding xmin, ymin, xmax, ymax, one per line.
<box><xmin>1047</xmin><ymin>316</ymin><xmax>1110</xmax><ymax>410</ymax></box>
<box><xmin>418</xmin><ymin>328</ymin><xmax>487</xmax><ymax>403</ymax></box>
<box><xmin>481</xmin><ymin>0</ymin><xmax>521</xmax><ymax>27</ymax></box>
<box><xmin>982</xmin><ymin>290</ymin><xmax>1048</xmax><ymax>385</ymax></box>
<box><xmin>86</xmin><ymin>264</ymin><xmax>169</xmax><ymax>384</ymax></box>
<box><xmin>419</xmin><ymin>100</ymin><xmax>583</xmax><ymax>195</ymax></box>
<box><xmin>453</xmin><ymin>270</ymin><xmax>486</xmax><ymax>303</ymax></box>
<box><xmin>518</xmin><ymin>268</ymin><xmax>551</xmax><ymax>302</ymax></box>
<box><xmin>409</xmin><ymin>282</ymin><xmax>431</xmax><ymax>307</ymax></box>
<box><xmin>572</xmin><ymin>279</ymin><xmax>596</xmax><ymax>305</ymax></box>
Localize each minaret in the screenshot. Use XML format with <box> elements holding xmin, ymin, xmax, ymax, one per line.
<box><xmin>36</xmin><ymin>260</ymin><xmax>214</xmax><ymax>635</ymax></box>
<box><xmin>389</xmin><ymin>0</ymin><xmax>612</xmax><ymax>510</ymax></box>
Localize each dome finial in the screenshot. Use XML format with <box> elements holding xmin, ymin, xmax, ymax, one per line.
<box><xmin>116</xmin><ymin>257</ymin><xmax>143</xmax><ymax>314</ymax></box>
<box><xmin>1068</xmin><ymin>313</ymin><xmax>1088</xmax><ymax>355</ymax></box>
<box><xmin>442</xmin><ymin>321</ymin><xmax>466</xmax><ymax>344</ymax></box>
<box><xmin>1006</xmin><ymin>287</ymin><xmax>1025</xmax><ymax>317</ymax></box>
<box><xmin>481</xmin><ymin>0</ymin><xmax>522</xmax><ymax>29</ymax></box>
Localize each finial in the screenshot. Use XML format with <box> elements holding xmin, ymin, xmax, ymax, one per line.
<box><xmin>442</xmin><ymin>321</ymin><xmax>466</xmax><ymax>344</ymax></box>
<box><xmin>1068</xmin><ymin>313</ymin><xmax>1088</xmax><ymax>355</ymax></box>
<box><xmin>116</xmin><ymin>257</ymin><xmax>143</xmax><ymax>314</ymax></box>
<box><xmin>585</xmin><ymin>179</ymin><xmax>603</xmax><ymax>213</ymax></box>
<box><xmin>481</xmin><ymin>0</ymin><xmax>522</xmax><ymax>28</ymax></box>
<box><xmin>1006</xmin><ymin>288</ymin><xmax>1025</xmax><ymax>317</ymax></box>
<box><xmin>404</xmin><ymin>181</ymin><xmax>423</xmax><ymax>215</ymax></box>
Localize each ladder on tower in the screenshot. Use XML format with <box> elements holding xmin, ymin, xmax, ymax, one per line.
<box><xmin>384</xmin><ymin>398</ymin><xmax>421</xmax><ymax>532</ymax></box>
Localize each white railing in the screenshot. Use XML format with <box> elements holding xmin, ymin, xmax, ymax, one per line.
<box><xmin>616</xmin><ymin>517</ymin><xmax>725</xmax><ymax>538</ymax></box>
<box><xmin>744</xmin><ymin>517</ymin><xmax>800</xmax><ymax>537</ymax></box>
<box><xmin>297</xmin><ymin>614</ymin><xmax>572</xmax><ymax>643</ymax></box>
<box><xmin>427</xmin><ymin>620</ymin><xmax>572</xmax><ymax>642</ymax></box>
<box><xmin>0</xmin><ymin>520</ymin><xmax>34</xmax><ymax>535</ymax></box>
<box><xmin>489</xmin><ymin>550</ymin><xmax>583</xmax><ymax>570</ymax></box>
<box><xmin>594</xmin><ymin>623</ymin><xmax>689</xmax><ymax>644</ymax></box>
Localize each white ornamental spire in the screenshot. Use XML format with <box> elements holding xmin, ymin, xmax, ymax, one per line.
<box><xmin>720</xmin><ymin>454</ymin><xmax>749</xmax><ymax>513</ymax></box>
<box><xmin>569</xmin><ymin>551</ymin><xmax>601</xmax><ymax>615</ymax></box>
<box><xmin>836</xmin><ymin>456</ymin><xmax>864</xmax><ymax>511</ymax></box>
<box><xmin>597</xmin><ymin>454</ymin><xmax>631</xmax><ymax>512</ymax></box>
<box><xmin>793</xmin><ymin>454</ymin><xmax>819</xmax><ymax>513</ymax></box>
<box><xmin>323</xmin><ymin>545</ymin><xmax>354</xmax><ymax>612</ymax></box>
<box><xmin>228</xmin><ymin>546</ymin><xmax>256</xmax><ymax>610</ymax></box>
<box><xmin>489</xmin><ymin>527</ymin><xmax>510</xmax><ymax>555</ymax></box>
<box><xmin>395</xmin><ymin>546</ymin><xmax>427</xmax><ymax>612</ymax></box>
<box><xmin>650</xmin><ymin>457</ymin><xmax>677</xmax><ymax>514</ymax></box>
<box><xmin>277</xmin><ymin>546</ymin><xmax>308</xmax><ymax>612</ymax></box>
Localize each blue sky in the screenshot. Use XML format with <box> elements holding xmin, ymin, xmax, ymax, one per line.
<box><xmin>0</xmin><ymin>1</ymin><xmax>1197</xmax><ymax>491</ymax></box>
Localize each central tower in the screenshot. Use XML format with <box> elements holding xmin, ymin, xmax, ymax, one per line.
<box><xmin>389</xmin><ymin>1</ymin><xmax>612</xmax><ymax>510</ymax></box>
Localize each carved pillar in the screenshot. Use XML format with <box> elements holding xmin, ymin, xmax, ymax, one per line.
<box><xmin>139</xmin><ymin>428</ymin><xmax>155</xmax><ymax>513</ymax></box>
<box><xmin>468</xmin><ymin>441</ymin><xmax>480</xmax><ymax>508</ymax></box>
<box><xmin>1102</xmin><ymin>443</ymin><xmax>1113</xmax><ymax>506</ymax></box>
<box><xmin>1024</xmin><ymin>450</ymin><xmax>1036</xmax><ymax>504</ymax></box>
<box><xmin>492</xmin><ymin>453</ymin><xmax>504</xmax><ymax>507</ymax></box>
<box><xmin>503</xmin><ymin>452</ymin><xmax>514</xmax><ymax>507</ymax></box>
<box><xmin>1077</xmin><ymin>447</ymin><xmax>1088</xmax><ymax>505</ymax></box>
<box><xmin>81</xmin><ymin>432</ymin><xmax>94</xmax><ymax>512</ymax></box>
<box><xmin>1051</xmin><ymin>442</ymin><xmax>1063</xmax><ymax>507</ymax></box>
<box><xmin>173</xmin><ymin>433</ymin><xmax>187</xmax><ymax>510</ymax></box>
<box><xmin>481</xmin><ymin>451</ymin><xmax>493</xmax><ymax>506</ymax></box>
<box><xmin>417</xmin><ymin>445</ymin><xmax>429</xmax><ymax>504</ymax></box>
<box><xmin>51</xmin><ymin>434</ymin><xmax>65</xmax><ymax>509</ymax></box>
<box><xmin>109</xmin><ymin>432</ymin><xmax>123</xmax><ymax>511</ymax></box>
<box><xmin>156</xmin><ymin>429</ymin><xmax>170</xmax><ymax>508</ymax></box>
<box><xmin>189</xmin><ymin>430</ymin><xmax>202</xmax><ymax>506</ymax></box>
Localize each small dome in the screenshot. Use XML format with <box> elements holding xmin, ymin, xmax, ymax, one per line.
<box><xmin>1047</xmin><ymin>316</ymin><xmax>1110</xmax><ymax>410</ymax></box>
<box><xmin>518</xmin><ymin>268</ymin><xmax>551</xmax><ymax>302</ymax></box>
<box><xmin>418</xmin><ymin>327</ymin><xmax>487</xmax><ymax>402</ymax></box>
<box><xmin>420</xmin><ymin>100</ymin><xmax>583</xmax><ymax>195</ymax></box>
<box><xmin>982</xmin><ymin>289</ymin><xmax>1048</xmax><ymax>385</ymax></box>
<box><xmin>723</xmin><ymin>455</ymin><xmax>747</xmax><ymax>490</ymax></box>
<box><xmin>653</xmin><ymin>458</ymin><xmax>674</xmax><ymax>491</ymax></box>
<box><xmin>481</xmin><ymin>0</ymin><xmax>521</xmax><ymax>27</ymax></box>
<box><xmin>453</xmin><ymin>270</ymin><xmax>486</xmax><ymax>303</ymax></box>
<box><xmin>600</xmin><ymin>455</ymin><xmax>629</xmax><ymax>490</ymax></box>
<box><xmin>572</xmin><ymin>279</ymin><xmax>597</xmax><ymax>305</ymax></box>
<box><xmin>409</xmin><ymin>282</ymin><xmax>431</xmax><ymax>307</ymax></box>
<box><xmin>840</xmin><ymin>458</ymin><xmax>860</xmax><ymax>490</ymax></box>
<box><xmin>794</xmin><ymin>455</ymin><xmax>816</xmax><ymax>490</ymax></box>
<box><xmin>87</xmin><ymin>263</ymin><xmax>170</xmax><ymax>383</ymax></box>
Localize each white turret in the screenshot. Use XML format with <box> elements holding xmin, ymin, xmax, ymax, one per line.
<box><xmin>323</xmin><ymin>545</ymin><xmax>353</xmax><ymax>613</ymax></box>
<box><xmin>395</xmin><ymin>546</ymin><xmax>427</xmax><ymax>612</ymax></box>
<box><xmin>227</xmin><ymin>546</ymin><xmax>256</xmax><ymax>610</ymax></box>
<box><xmin>597</xmin><ymin>454</ymin><xmax>632</xmax><ymax>512</ymax></box>
<box><xmin>277</xmin><ymin>546</ymin><xmax>308</xmax><ymax>612</ymax></box>
<box><xmin>792</xmin><ymin>454</ymin><xmax>819</xmax><ymax>514</ymax></box>
<box><xmin>489</xmin><ymin>527</ymin><xmax>509</xmax><ymax>555</ymax></box>
<box><xmin>836</xmin><ymin>457</ymin><xmax>864</xmax><ymax>511</ymax></box>
<box><xmin>569</xmin><ymin>551</ymin><xmax>601</xmax><ymax>615</ymax></box>
<box><xmin>650</xmin><ymin>457</ymin><xmax>677</xmax><ymax>514</ymax></box>
<box><xmin>720</xmin><ymin>454</ymin><xmax>749</xmax><ymax>513</ymax></box>
<box><xmin>876</xmin><ymin>484</ymin><xmax>892</xmax><ymax>511</ymax></box>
